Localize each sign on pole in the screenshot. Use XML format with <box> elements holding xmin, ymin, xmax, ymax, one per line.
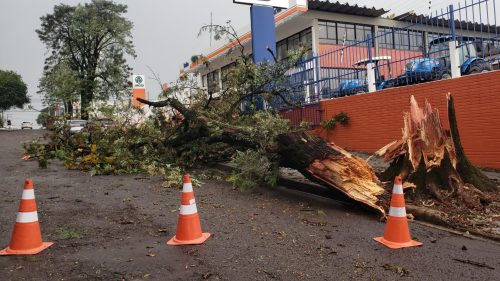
<box><xmin>233</xmin><ymin>0</ymin><xmax>290</xmax><ymax>9</ymax></box>
<box><xmin>132</xmin><ymin>75</ymin><xmax>145</xmax><ymax>89</ymax></box>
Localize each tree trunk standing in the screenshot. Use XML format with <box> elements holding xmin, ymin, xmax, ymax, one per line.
<box><xmin>447</xmin><ymin>94</ymin><xmax>497</xmax><ymax>192</ymax></box>
<box><xmin>376</xmin><ymin>95</ymin><xmax>496</xmax><ymax>209</ymax></box>
<box><xmin>65</xmin><ymin>101</ymin><xmax>73</xmax><ymax>117</ymax></box>
<box><xmin>80</xmin><ymin>82</ymin><xmax>95</xmax><ymax>120</ymax></box>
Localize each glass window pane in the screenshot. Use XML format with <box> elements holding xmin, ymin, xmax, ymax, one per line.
<box><xmin>394</xmin><ymin>29</ymin><xmax>409</xmax><ymax>50</ymax></box>
<box><xmin>207</xmin><ymin>69</ymin><xmax>220</xmax><ymax>94</ymax></box>
<box><xmin>319</xmin><ymin>24</ymin><xmax>327</xmax><ymax>39</ymax></box>
<box><xmin>277</xmin><ymin>40</ymin><xmax>288</xmax><ymax>60</ymax></box>
<box><xmin>356</xmin><ymin>25</ymin><xmax>371</xmax><ymax>41</ymax></box>
<box><xmin>378</xmin><ymin>27</ymin><xmax>394</xmax><ymax>49</ymax></box>
<box><xmin>300</xmin><ymin>28</ymin><xmax>312</xmax><ymax>50</ymax></box>
<box><xmin>336</xmin><ymin>23</ymin><xmax>346</xmax><ymax>43</ymax></box>
<box><xmin>289</xmin><ymin>34</ymin><xmax>300</xmax><ymax>51</ymax></box>
<box><xmin>345</xmin><ymin>24</ymin><xmax>355</xmax><ymax>41</ymax></box>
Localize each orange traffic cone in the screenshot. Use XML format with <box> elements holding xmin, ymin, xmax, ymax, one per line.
<box><xmin>167</xmin><ymin>174</ymin><xmax>210</xmax><ymax>246</ymax></box>
<box><xmin>374</xmin><ymin>176</ymin><xmax>422</xmax><ymax>249</ymax></box>
<box><xmin>0</xmin><ymin>179</ymin><xmax>53</xmax><ymax>255</ymax></box>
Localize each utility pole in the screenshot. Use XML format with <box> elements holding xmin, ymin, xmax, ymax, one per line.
<box><xmin>210</xmin><ymin>12</ymin><xmax>213</xmax><ymax>47</ymax></box>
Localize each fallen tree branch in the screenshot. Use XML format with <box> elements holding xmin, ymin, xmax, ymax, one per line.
<box><xmin>452</xmin><ymin>258</ymin><xmax>495</xmax><ymax>270</ymax></box>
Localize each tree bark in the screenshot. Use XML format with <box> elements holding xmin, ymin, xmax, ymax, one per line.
<box><xmin>376</xmin><ymin>94</ymin><xmax>496</xmax><ymax>208</ymax></box>
<box><xmin>65</xmin><ymin>100</ymin><xmax>73</xmax><ymax>117</ymax></box>
<box><xmin>277</xmin><ymin>131</ymin><xmax>387</xmax><ymax>215</ymax></box>
<box><xmin>447</xmin><ymin>94</ymin><xmax>497</xmax><ymax>192</ymax></box>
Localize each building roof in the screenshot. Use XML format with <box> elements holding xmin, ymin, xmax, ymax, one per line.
<box><xmin>394</xmin><ymin>12</ymin><xmax>500</xmax><ymax>34</ymax></box>
<box><xmin>308</xmin><ymin>0</ymin><xmax>389</xmax><ymax>17</ymax></box>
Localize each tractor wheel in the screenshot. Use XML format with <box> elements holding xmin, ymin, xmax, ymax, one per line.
<box><xmin>468</xmin><ymin>65</ymin><xmax>483</xmax><ymax>74</ymax></box>
<box><xmin>439</xmin><ymin>71</ymin><xmax>452</xmax><ymax>80</ymax></box>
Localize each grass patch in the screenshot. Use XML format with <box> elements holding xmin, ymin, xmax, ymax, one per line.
<box><xmin>57</xmin><ymin>227</ymin><xmax>84</xmax><ymax>240</ymax></box>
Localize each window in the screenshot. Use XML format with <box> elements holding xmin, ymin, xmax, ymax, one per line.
<box><xmin>379</xmin><ymin>27</ymin><xmax>423</xmax><ymax>51</ymax></box>
<box><xmin>378</xmin><ymin>27</ymin><xmax>394</xmax><ymax>49</ymax></box>
<box><xmin>394</xmin><ymin>29</ymin><xmax>409</xmax><ymax>50</ymax></box>
<box><xmin>318</xmin><ymin>22</ymin><xmax>336</xmax><ymax>45</ymax></box>
<box><xmin>356</xmin><ymin>25</ymin><xmax>372</xmax><ymax>41</ymax></box>
<box><xmin>336</xmin><ymin>23</ymin><xmax>356</xmax><ymax>43</ymax></box>
<box><xmin>221</xmin><ymin>62</ymin><xmax>236</xmax><ymax>90</ymax></box>
<box><xmin>202</xmin><ymin>74</ymin><xmax>207</xmax><ymax>88</ymax></box>
<box><xmin>319</xmin><ymin>23</ymin><xmax>328</xmax><ymax>39</ymax></box>
<box><xmin>206</xmin><ymin>69</ymin><xmax>220</xmax><ymax>94</ymax></box>
<box><xmin>409</xmin><ymin>30</ymin><xmax>423</xmax><ymax>51</ymax></box>
<box><xmin>276</xmin><ymin>28</ymin><xmax>313</xmax><ymax>60</ymax></box>
<box><xmin>319</xmin><ymin>21</ymin><xmax>372</xmax><ymax>45</ymax></box>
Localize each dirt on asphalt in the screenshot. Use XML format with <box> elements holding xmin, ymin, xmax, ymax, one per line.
<box><xmin>1</xmin><ymin>130</ymin><xmax>499</xmax><ymax>281</ymax></box>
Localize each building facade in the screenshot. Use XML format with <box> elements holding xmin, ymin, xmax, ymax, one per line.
<box><xmin>188</xmin><ymin>0</ymin><xmax>499</xmax><ymax>101</ymax></box>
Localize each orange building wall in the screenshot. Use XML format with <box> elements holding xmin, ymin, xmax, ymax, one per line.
<box><xmin>281</xmin><ymin>70</ymin><xmax>500</xmax><ymax>168</ymax></box>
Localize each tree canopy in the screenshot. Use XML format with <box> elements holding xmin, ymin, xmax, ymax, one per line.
<box><xmin>0</xmin><ymin>70</ymin><xmax>30</xmax><ymax>111</ymax></box>
<box><xmin>36</xmin><ymin>0</ymin><xmax>135</xmax><ymax>118</ymax></box>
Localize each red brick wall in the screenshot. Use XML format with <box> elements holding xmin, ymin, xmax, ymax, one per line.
<box><xmin>282</xmin><ymin>70</ymin><xmax>500</xmax><ymax>168</ymax></box>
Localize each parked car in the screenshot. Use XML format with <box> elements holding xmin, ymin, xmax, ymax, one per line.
<box><xmin>399</xmin><ymin>36</ymin><xmax>493</xmax><ymax>85</ymax></box>
<box><xmin>21</xmin><ymin>122</ymin><xmax>33</xmax><ymax>130</ymax></box>
<box><xmin>66</xmin><ymin>119</ymin><xmax>88</xmax><ymax>133</ymax></box>
<box><xmin>90</xmin><ymin>118</ymin><xmax>115</xmax><ymax>130</ymax></box>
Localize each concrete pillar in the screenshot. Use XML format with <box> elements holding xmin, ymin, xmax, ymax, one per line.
<box><xmin>373</xmin><ymin>26</ymin><xmax>380</xmax><ymax>57</ymax></box>
<box><xmin>422</xmin><ymin>31</ymin><xmax>429</xmax><ymax>56</ymax></box>
<box><xmin>367</xmin><ymin>62</ymin><xmax>376</xmax><ymax>93</ymax></box>
<box><xmin>311</xmin><ymin>19</ymin><xmax>320</xmax><ymax>55</ymax></box>
<box><xmin>311</xmin><ymin>20</ymin><xmax>321</xmax><ymax>99</ymax></box>
<box><xmin>449</xmin><ymin>41</ymin><xmax>461</xmax><ymax>78</ymax></box>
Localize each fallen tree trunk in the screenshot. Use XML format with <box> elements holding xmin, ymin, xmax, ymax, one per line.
<box><xmin>138</xmin><ymin>97</ymin><xmax>388</xmax><ymax>215</ymax></box>
<box><xmin>278</xmin><ymin>132</ymin><xmax>387</xmax><ymax>215</ymax></box>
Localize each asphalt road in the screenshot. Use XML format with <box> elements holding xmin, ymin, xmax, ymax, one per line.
<box><xmin>0</xmin><ymin>130</ymin><xmax>499</xmax><ymax>280</ymax></box>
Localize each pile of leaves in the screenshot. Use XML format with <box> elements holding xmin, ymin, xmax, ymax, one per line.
<box><xmin>24</xmin><ymin>99</ymin><xmax>292</xmax><ymax>190</ymax></box>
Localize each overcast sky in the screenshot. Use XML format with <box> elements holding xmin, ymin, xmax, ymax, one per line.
<box><xmin>0</xmin><ymin>0</ymin><xmax>459</xmax><ymax>111</ymax></box>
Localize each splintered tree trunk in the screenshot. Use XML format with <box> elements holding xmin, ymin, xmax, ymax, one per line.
<box><xmin>376</xmin><ymin>94</ymin><xmax>496</xmax><ymax>209</ymax></box>
<box><xmin>278</xmin><ymin>131</ymin><xmax>387</xmax><ymax>215</ymax></box>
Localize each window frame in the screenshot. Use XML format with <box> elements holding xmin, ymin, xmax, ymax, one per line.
<box><xmin>318</xmin><ymin>20</ymin><xmax>373</xmax><ymax>45</ymax></box>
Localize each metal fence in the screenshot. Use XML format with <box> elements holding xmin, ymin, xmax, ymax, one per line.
<box><xmin>273</xmin><ymin>0</ymin><xmax>500</xmax><ymax>124</ymax></box>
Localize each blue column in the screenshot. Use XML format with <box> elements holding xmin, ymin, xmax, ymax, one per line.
<box><xmin>250</xmin><ymin>5</ymin><xmax>277</xmax><ymax>63</ymax></box>
<box><xmin>249</xmin><ymin>5</ymin><xmax>277</xmax><ymax>110</ymax></box>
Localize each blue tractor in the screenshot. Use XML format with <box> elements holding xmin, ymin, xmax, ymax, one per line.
<box><xmin>336</xmin><ymin>56</ymin><xmax>394</xmax><ymax>96</ymax></box>
<box><xmin>398</xmin><ymin>36</ymin><xmax>492</xmax><ymax>85</ymax></box>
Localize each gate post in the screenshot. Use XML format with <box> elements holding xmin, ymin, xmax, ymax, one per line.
<box><xmin>366</xmin><ymin>35</ymin><xmax>376</xmax><ymax>93</ymax></box>
<box><xmin>448</xmin><ymin>4</ymin><xmax>462</xmax><ymax>78</ymax></box>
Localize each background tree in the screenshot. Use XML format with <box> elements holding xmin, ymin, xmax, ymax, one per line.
<box><xmin>37</xmin><ymin>0</ymin><xmax>136</xmax><ymax>119</ymax></box>
<box><xmin>38</xmin><ymin>61</ymin><xmax>80</xmax><ymax>116</ymax></box>
<box><xmin>36</xmin><ymin>107</ymin><xmax>50</xmax><ymax>127</ymax></box>
<box><xmin>0</xmin><ymin>69</ymin><xmax>30</xmax><ymax>110</ymax></box>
